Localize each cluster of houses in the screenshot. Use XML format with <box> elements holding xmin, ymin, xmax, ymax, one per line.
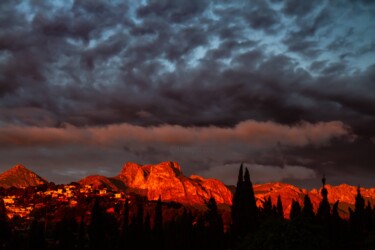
<box><xmin>2</xmin><ymin>184</ymin><xmax>126</xmax><ymax>219</ymax></box>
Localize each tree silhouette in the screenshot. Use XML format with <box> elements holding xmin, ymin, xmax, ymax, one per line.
<box><xmin>355</xmin><ymin>186</ymin><xmax>365</xmax><ymax>215</ymax></box>
<box><xmin>317</xmin><ymin>176</ymin><xmax>331</xmax><ymax>222</ymax></box>
<box><xmin>302</xmin><ymin>195</ymin><xmax>315</xmax><ymax>219</ymax></box>
<box><xmin>231</xmin><ymin>164</ymin><xmax>259</xmax><ymax>247</ymax></box>
<box><xmin>290</xmin><ymin>200</ymin><xmax>301</xmax><ymax>220</ymax></box>
<box><xmin>262</xmin><ymin>196</ymin><xmax>273</xmax><ymax>218</ymax></box>
<box><xmin>243</xmin><ymin>168</ymin><xmax>258</xmax><ymax>230</ymax></box>
<box><xmin>276</xmin><ymin>195</ymin><xmax>284</xmax><ymax>219</ymax></box>
<box><xmin>349</xmin><ymin>186</ymin><xmax>366</xmax><ymax>233</ymax></box>
<box><xmin>231</xmin><ymin>163</ymin><xmax>244</xmax><ymax>238</ymax></box>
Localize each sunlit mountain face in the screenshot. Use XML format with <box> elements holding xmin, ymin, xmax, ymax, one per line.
<box><xmin>0</xmin><ymin>164</ymin><xmax>47</xmax><ymax>188</ymax></box>
<box><xmin>0</xmin><ymin>1</ymin><xmax>375</xmax><ymax>190</ymax></box>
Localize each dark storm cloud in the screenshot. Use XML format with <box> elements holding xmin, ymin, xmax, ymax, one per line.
<box><xmin>0</xmin><ymin>0</ymin><xmax>374</xmax><ymax>187</ymax></box>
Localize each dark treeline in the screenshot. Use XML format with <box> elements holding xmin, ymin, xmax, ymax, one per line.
<box><xmin>1</xmin><ymin>164</ymin><xmax>375</xmax><ymax>249</ymax></box>
<box><xmin>232</xmin><ymin>165</ymin><xmax>375</xmax><ymax>250</ymax></box>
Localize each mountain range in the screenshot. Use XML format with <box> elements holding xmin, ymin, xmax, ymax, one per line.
<box><xmin>1</xmin><ymin>162</ymin><xmax>374</xmax><ymax>218</ymax></box>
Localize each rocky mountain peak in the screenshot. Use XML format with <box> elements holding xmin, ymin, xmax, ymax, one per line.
<box><xmin>9</xmin><ymin>164</ymin><xmax>27</xmax><ymax>171</ymax></box>
<box><xmin>0</xmin><ymin>164</ymin><xmax>48</xmax><ymax>188</ymax></box>
<box><xmin>79</xmin><ymin>161</ymin><xmax>233</xmax><ymax>206</ymax></box>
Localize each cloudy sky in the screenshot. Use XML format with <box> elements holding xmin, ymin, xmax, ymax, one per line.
<box><xmin>0</xmin><ymin>0</ymin><xmax>374</xmax><ymax>188</ymax></box>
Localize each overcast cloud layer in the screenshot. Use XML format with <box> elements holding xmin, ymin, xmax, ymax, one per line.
<box><xmin>0</xmin><ymin>0</ymin><xmax>374</xmax><ymax>188</ymax></box>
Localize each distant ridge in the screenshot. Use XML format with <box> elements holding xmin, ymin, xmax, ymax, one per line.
<box><xmin>0</xmin><ymin>164</ymin><xmax>48</xmax><ymax>188</ymax></box>
<box><xmin>253</xmin><ymin>182</ymin><xmax>375</xmax><ymax>218</ymax></box>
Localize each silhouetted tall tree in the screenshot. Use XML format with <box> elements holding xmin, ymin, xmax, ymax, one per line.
<box><xmin>302</xmin><ymin>195</ymin><xmax>315</xmax><ymax>219</ymax></box>
<box><xmin>355</xmin><ymin>186</ymin><xmax>365</xmax><ymax>215</ymax></box>
<box><xmin>276</xmin><ymin>195</ymin><xmax>284</xmax><ymax>219</ymax></box>
<box><xmin>243</xmin><ymin>167</ymin><xmax>258</xmax><ymax>230</ymax></box>
<box><xmin>262</xmin><ymin>196</ymin><xmax>273</xmax><ymax>218</ymax></box>
<box><xmin>231</xmin><ymin>164</ymin><xmax>258</xmax><ymax>242</ymax></box>
<box><xmin>349</xmin><ymin>186</ymin><xmax>366</xmax><ymax>233</ymax></box>
<box><xmin>290</xmin><ymin>200</ymin><xmax>301</xmax><ymax>220</ymax></box>
<box><xmin>317</xmin><ymin>176</ymin><xmax>331</xmax><ymax>222</ymax></box>
<box><xmin>231</xmin><ymin>163</ymin><xmax>244</xmax><ymax>238</ymax></box>
<box><xmin>231</xmin><ymin>164</ymin><xmax>259</xmax><ymax>248</ymax></box>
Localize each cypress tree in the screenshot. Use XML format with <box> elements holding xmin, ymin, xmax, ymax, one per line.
<box><xmin>317</xmin><ymin>176</ymin><xmax>331</xmax><ymax>222</ymax></box>
<box><xmin>262</xmin><ymin>196</ymin><xmax>273</xmax><ymax>218</ymax></box>
<box><xmin>231</xmin><ymin>164</ymin><xmax>243</xmax><ymax>237</ymax></box>
<box><xmin>350</xmin><ymin>186</ymin><xmax>366</xmax><ymax>232</ymax></box>
<box><xmin>276</xmin><ymin>195</ymin><xmax>284</xmax><ymax>219</ymax></box>
<box><xmin>354</xmin><ymin>186</ymin><xmax>365</xmax><ymax>215</ymax></box>
<box><xmin>302</xmin><ymin>195</ymin><xmax>315</xmax><ymax>219</ymax></box>
<box><xmin>243</xmin><ymin>167</ymin><xmax>258</xmax><ymax>232</ymax></box>
<box><xmin>290</xmin><ymin>200</ymin><xmax>301</xmax><ymax>220</ymax></box>
<box><xmin>231</xmin><ymin>164</ymin><xmax>258</xmax><ymax>240</ymax></box>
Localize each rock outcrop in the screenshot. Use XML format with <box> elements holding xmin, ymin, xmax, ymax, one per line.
<box><xmin>124</xmin><ymin>161</ymin><xmax>233</xmax><ymax>205</ymax></box>
<box><xmin>79</xmin><ymin>161</ymin><xmax>233</xmax><ymax>205</ymax></box>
